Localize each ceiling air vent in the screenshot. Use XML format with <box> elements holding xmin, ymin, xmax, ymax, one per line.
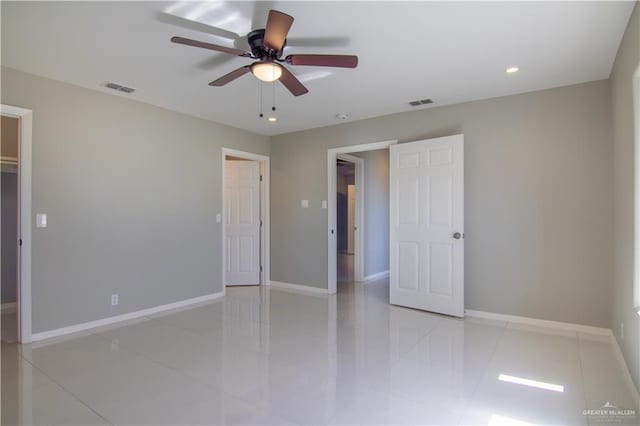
<box><xmin>408</xmin><ymin>98</ymin><xmax>433</xmax><ymax>107</ymax></box>
<box><xmin>104</xmin><ymin>82</ymin><xmax>135</xmax><ymax>94</ymax></box>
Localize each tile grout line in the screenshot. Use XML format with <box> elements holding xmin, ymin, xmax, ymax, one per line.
<box><xmin>142</xmin><ymin>307</ymin><xmax>290</xmax><ymax>356</ymax></box>
<box><xmin>27</xmin><ymin>327</ymin><xmax>234</xmax><ymax>424</ymax></box>
<box><xmin>328</xmin><ymin>316</ymin><xmax>448</xmax><ymax>424</ymax></box>
<box><xmin>18</xmin><ymin>354</ymin><xmax>115</xmax><ymax>426</ymax></box>
<box><xmin>389</xmin><ymin>316</ymin><xmax>445</xmax><ymax>368</ymax></box>
<box><xmin>83</xmin><ymin>315</ymin><xmax>273</xmax><ymax>414</ymax></box>
<box><xmin>85</xmin><ymin>318</ymin><xmax>231</xmax><ymax>391</ymax></box>
<box><xmin>575</xmin><ymin>332</ymin><xmax>593</xmax><ymax>426</ymax></box>
<box><xmin>455</xmin><ymin>320</ymin><xmax>509</xmax><ymax>426</ymax></box>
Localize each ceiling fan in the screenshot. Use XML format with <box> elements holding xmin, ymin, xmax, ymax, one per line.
<box><xmin>171</xmin><ymin>9</ymin><xmax>358</xmax><ymax>96</ymax></box>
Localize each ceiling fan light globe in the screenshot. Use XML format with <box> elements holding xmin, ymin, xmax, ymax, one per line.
<box><xmin>251</xmin><ymin>62</ymin><xmax>283</xmax><ymax>82</ymax></box>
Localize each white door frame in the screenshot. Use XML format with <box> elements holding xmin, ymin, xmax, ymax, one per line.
<box><xmin>327</xmin><ymin>140</ymin><xmax>397</xmax><ymax>294</ymax></box>
<box><xmin>221</xmin><ymin>148</ymin><xmax>270</xmax><ymax>291</ymax></box>
<box><xmin>1</xmin><ymin>104</ymin><xmax>33</xmax><ymax>343</ymax></box>
<box><xmin>336</xmin><ymin>153</ymin><xmax>364</xmax><ymax>281</ymax></box>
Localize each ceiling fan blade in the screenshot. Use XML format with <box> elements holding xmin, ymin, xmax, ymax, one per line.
<box><xmin>171</xmin><ymin>36</ymin><xmax>249</xmax><ymax>57</ymax></box>
<box><xmin>286</xmin><ymin>54</ymin><xmax>358</xmax><ymax>68</ymax></box>
<box><xmin>209</xmin><ymin>66</ymin><xmax>252</xmax><ymax>86</ymax></box>
<box><xmin>279</xmin><ymin>66</ymin><xmax>308</xmax><ymax>96</ymax></box>
<box><xmin>263</xmin><ymin>10</ymin><xmax>294</xmax><ymax>52</ymax></box>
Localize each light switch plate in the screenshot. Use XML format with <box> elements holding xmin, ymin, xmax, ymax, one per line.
<box><xmin>322</xmin><ymin>200</ymin><xmax>327</xmax><ymax>209</ymax></box>
<box><xmin>36</xmin><ymin>213</ymin><xmax>47</xmax><ymax>228</ymax></box>
<box><xmin>301</xmin><ymin>200</ymin><xmax>309</xmax><ymax>208</ymax></box>
<box><xmin>215</xmin><ymin>213</ymin><xmax>221</xmax><ymax>223</ymax></box>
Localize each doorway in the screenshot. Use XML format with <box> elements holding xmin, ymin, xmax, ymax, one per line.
<box><xmin>1</xmin><ymin>104</ymin><xmax>32</xmax><ymax>343</ymax></box>
<box><xmin>1</xmin><ymin>116</ymin><xmax>19</xmax><ymax>342</ymax></box>
<box><xmin>335</xmin><ymin>154</ymin><xmax>363</xmax><ymax>284</ymax></box>
<box><xmin>222</xmin><ymin>148</ymin><xmax>270</xmax><ymax>289</ymax></box>
<box><xmin>328</xmin><ymin>140</ymin><xmax>396</xmax><ymax>294</ymax></box>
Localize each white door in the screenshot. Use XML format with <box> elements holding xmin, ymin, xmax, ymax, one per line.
<box><xmin>390</xmin><ymin>135</ymin><xmax>464</xmax><ymax>317</ymax></box>
<box><xmin>347</xmin><ymin>184</ymin><xmax>356</xmax><ymax>254</ymax></box>
<box><xmin>225</xmin><ymin>160</ymin><xmax>260</xmax><ymax>286</ymax></box>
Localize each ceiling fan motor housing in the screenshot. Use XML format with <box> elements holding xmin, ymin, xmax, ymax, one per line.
<box><xmin>248</xmin><ymin>29</ymin><xmax>285</xmax><ymax>58</ymax></box>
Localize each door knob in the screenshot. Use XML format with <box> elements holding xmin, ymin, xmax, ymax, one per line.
<box><xmin>453</xmin><ymin>232</ymin><xmax>462</xmax><ymax>240</ymax></box>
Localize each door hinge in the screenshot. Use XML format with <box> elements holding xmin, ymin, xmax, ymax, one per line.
<box><xmin>260</xmin><ymin>175</ymin><xmax>263</xmax><ymax>182</ymax></box>
<box><xmin>260</xmin><ymin>219</ymin><xmax>263</xmax><ymax>227</ymax></box>
<box><xmin>19</xmin><ymin>239</ymin><xmax>22</xmax><ymax>246</ymax></box>
<box><xmin>260</xmin><ymin>265</ymin><xmax>263</xmax><ymax>272</ymax></box>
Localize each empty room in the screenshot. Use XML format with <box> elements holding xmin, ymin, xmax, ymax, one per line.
<box><xmin>1</xmin><ymin>1</ymin><xmax>639</xmax><ymax>425</ymax></box>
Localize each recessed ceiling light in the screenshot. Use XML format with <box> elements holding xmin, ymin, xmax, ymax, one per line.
<box><xmin>336</xmin><ymin>113</ymin><xmax>348</xmax><ymax>120</ymax></box>
<box><xmin>268</xmin><ymin>117</ymin><xmax>277</xmax><ymax>122</ymax></box>
<box><xmin>506</xmin><ymin>67</ymin><xmax>519</xmax><ymax>74</ymax></box>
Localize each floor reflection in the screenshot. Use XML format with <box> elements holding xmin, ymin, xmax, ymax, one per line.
<box><xmin>337</xmin><ymin>252</ymin><xmax>354</xmax><ymax>283</ymax></box>
<box><xmin>1</xmin><ymin>308</ymin><xmax>18</xmax><ymax>343</ymax></box>
<box><xmin>2</xmin><ymin>279</ymin><xmax>638</xmax><ymax>425</ymax></box>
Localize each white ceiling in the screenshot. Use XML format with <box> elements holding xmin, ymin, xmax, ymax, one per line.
<box><xmin>1</xmin><ymin>1</ymin><xmax>635</xmax><ymax>136</ymax></box>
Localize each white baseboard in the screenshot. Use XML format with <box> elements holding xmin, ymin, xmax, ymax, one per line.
<box><xmin>610</xmin><ymin>333</ymin><xmax>640</xmax><ymax>407</ymax></box>
<box><xmin>467</xmin><ymin>309</ymin><xmax>639</xmax><ymax>405</ymax></box>
<box><xmin>1</xmin><ymin>302</ymin><xmax>17</xmax><ymax>313</ymax></box>
<box><xmin>268</xmin><ymin>281</ymin><xmax>329</xmax><ymax>295</ymax></box>
<box><xmin>362</xmin><ymin>270</ymin><xmax>390</xmax><ymax>282</ymax></box>
<box><xmin>31</xmin><ymin>291</ymin><xmax>224</xmax><ymax>342</ymax></box>
<box><xmin>465</xmin><ymin>309</ymin><xmax>611</xmax><ymax>336</ymax></box>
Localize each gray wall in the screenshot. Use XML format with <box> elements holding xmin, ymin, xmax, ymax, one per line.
<box><xmin>1</xmin><ymin>67</ymin><xmax>269</xmax><ymax>334</ymax></box>
<box><xmin>2</xmin><ymin>172</ymin><xmax>18</xmax><ymax>304</ymax></box>
<box><xmin>271</xmin><ymin>80</ymin><xmax>613</xmax><ymax>327</ymax></box>
<box><xmin>611</xmin><ymin>3</ymin><xmax>639</xmax><ymax>392</ymax></box>
<box><xmin>353</xmin><ymin>149</ymin><xmax>390</xmax><ymax>277</ymax></box>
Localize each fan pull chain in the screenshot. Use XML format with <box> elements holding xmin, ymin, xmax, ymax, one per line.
<box><xmin>259</xmin><ymin>81</ymin><xmax>263</xmax><ymax>118</ymax></box>
<box><xmin>272</xmin><ymin>80</ymin><xmax>276</xmax><ymax>112</ymax></box>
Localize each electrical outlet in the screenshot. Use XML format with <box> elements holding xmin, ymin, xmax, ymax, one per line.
<box><xmin>111</xmin><ymin>294</ymin><xmax>119</xmax><ymax>306</ymax></box>
<box><xmin>621</xmin><ymin>323</ymin><xmax>625</xmax><ymax>340</ymax></box>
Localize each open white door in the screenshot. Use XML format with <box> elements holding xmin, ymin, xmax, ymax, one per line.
<box><xmin>225</xmin><ymin>160</ymin><xmax>260</xmax><ymax>286</ymax></box>
<box><xmin>390</xmin><ymin>135</ymin><xmax>464</xmax><ymax>317</ymax></box>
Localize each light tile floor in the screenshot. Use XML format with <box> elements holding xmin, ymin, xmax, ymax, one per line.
<box><xmin>1</xmin><ymin>309</ymin><xmax>18</xmax><ymax>343</ymax></box>
<box><xmin>2</xmin><ymin>279</ymin><xmax>638</xmax><ymax>425</ymax></box>
<box><xmin>337</xmin><ymin>253</ymin><xmax>354</xmax><ymax>283</ymax></box>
